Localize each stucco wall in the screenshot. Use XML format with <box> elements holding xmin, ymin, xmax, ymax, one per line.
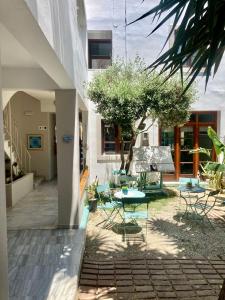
<box><xmin>0</xmin><ymin>50</ymin><xmax>9</xmax><ymax>300</ymax></box>
<box><xmin>25</xmin><ymin>0</ymin><xmax>87</xmax><ymax>100</ymax></box>
<box><xmin>10</xmin><ymin>91</ymin><xmax>56</xmax><ymax>180</ymax></box>
<box><xmin>86</xmin><ymin>0</ymin><xmax>225</xmax><ymax>182</ymax></box>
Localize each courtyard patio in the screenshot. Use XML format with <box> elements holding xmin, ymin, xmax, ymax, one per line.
<box><xmin>78</xmin><ymin>188</ymin><xmax>225</xmax><ymax>300</ymax></box>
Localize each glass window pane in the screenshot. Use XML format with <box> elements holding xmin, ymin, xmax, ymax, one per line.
<box><xmin>90</xmin><ymin>41</ymin><xmax>111</xmax><ymax>57</ymax></box>
<box><xmin>199</xmin><ymin>113</ymin><xmax>215</xmax><ymax>123</ymax></box>
<box><xmin>180</xmin><ymin>151</ymin><xmax>193</xmax><ymax>162</ymax></box>
<box><xmin>160</xmin><ymin>128</ymin><xmax>174</xmax><ymax>150</ymax></box>
<box><xmin>180</xmin><ymin>163</ymin><xmax>193</xmax><ymax>174</ymax></box>
<box><xmin>104</xmin><ymin>124</ymin><xmax>115</xmax><ymax>141</ymax></box>
<box><xmin>180</xmin><ymin>127</ymin><xmax>194</xmax><ymax>149</ymax></box>
<box><xmin>189</xmin><ymin>113</ymin><xmax>196</xmax><ymax>122</ymax></box>
<box><xmin>199</xmin><ymin>126</ymin><xmax>213</xmax><ymax>161</ymax></box>
<box><xmin>104</xmin><ymin>143</ymin><xmax>116</xmax><ymax>153</ymax></box>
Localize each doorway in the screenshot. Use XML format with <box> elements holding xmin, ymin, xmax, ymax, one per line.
<box><xmin>160</xmin><ymin>112</ymin><xmax>217</xmax><ymax>180</ymax></box>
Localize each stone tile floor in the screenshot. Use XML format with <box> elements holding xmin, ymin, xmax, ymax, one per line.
<box><xmin>7</xmin><ymin>180</ymin><xmax>58</xmax><ymax>229</ymax></box>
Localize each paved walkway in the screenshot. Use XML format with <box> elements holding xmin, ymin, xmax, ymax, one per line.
<box><xmin>7</xmin><ymin>180</ymin><xmax>58</xmax><ymax>229</ymax></box>
<box><xmin>78</xmin><ymin>191</ymin><xmax>225</xmax><ymax>299</ymax></box>
<box><xmin>79</xmin><ymin>256</ymin><xmax>224</xmax><ymax>299</ymax></box>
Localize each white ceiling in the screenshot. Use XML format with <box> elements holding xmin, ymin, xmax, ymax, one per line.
<box><xmin>0</xmin><ymin>23</ymin><xmax>38</xmax><ymax>67</ymax></box>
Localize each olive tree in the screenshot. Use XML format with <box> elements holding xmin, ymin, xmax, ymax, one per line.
<box><xmin>88</xmin><ymin>58</ymin><xmax>196</xmax><ymax>173</ymax></box>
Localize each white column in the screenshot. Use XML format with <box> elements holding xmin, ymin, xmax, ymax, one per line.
<box><xmin>55</xmin><ymin>90</ymin><xmax>80</xmax><ymax>228</ymax></box>
<box><xmin>0</xmin><ymin>46</ymin><xmax>9</xmax><ymax>299</ymax></box>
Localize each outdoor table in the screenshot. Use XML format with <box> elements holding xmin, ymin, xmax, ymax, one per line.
<box><xmin>114</xmin><ymin>189</ymin><xmax>147</xmax><ymax>217</ymax></box>
<box><xmin>114</xmin><ymin>189</ymin><xmax>145</xmax><ymax>200</ymax></box>
<box><xmin>114</xmin><ymin>189</ymin><xmax>149</xmax><ymax>236</ymax></box>
<box><xmin>177</xmin><ymin>185</ymin><xmax>206</xmax><ymax>215</ymax></box>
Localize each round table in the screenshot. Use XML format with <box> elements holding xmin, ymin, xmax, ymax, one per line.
<box><xmin>177</xmin><ymin>185</ymin><xmax>206</xmax><ymax>215</ymax></box>
<box><xmin>178</xmin><ymin>186</ymin><xmax>206</xmax><ymax>193</ymax></box>
<box><xmin>114</xmin><ymin>189</ymin><xmax>145</xmax><ymax>199</ymax></box>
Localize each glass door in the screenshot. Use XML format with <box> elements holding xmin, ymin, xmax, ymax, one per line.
<box><xmin>180</xmin><ymin>126</ymin><xmax>195</xmax><ymax>176</ymax></box>
<box><xmin>198</xmin><ymin>126</ymin><xmax>214</xmax><ymax>166</ymax></box>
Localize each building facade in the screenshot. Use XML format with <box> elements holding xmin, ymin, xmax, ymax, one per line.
<box><xmin>85</xmin><ymin>0</ymin><xmax>225</xmax><ymax>182</ymax></box>
<box><xmin>0</xmin><ymin>1</ymin><xmax>88</xmax><ymax>298</ymax></box>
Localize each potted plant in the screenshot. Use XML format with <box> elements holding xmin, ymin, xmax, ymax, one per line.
<box><xmin>87</xmin><ymin>177</ymin><xmax>98</xmax><ymax>212</ymax></box>
<box><xmin>122</xmin><ymin>186</ymin><xmax>128</xmax><ymax>195</ymax></box>
<box><xmin>186</xmin><ymin>182</ymin><xmax>192</xmax><ymax>189</ymax></box>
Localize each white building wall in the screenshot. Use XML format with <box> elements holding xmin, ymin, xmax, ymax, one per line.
<box><xmin>25</xmin><ymin>0</ymin><xmax>88</xmax><ymax>100</ymax></box>
<box><xmin>0</xmin><ymin>47</ymin><xmax>9</xmax><ymax>300</ymax></box>
<box><xmin>86</xmin><ymin>0</ymin><xmax>225</xmax><ymax>182</ymax></box>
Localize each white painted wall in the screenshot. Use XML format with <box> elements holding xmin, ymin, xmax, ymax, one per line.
<box><xmin>0</xmin><ymin>48</ymin><xmax>9</xmax><ymax>300</ymax></box>
<box><xmin>86</xmin><ymin>0</ymin><xmax>225</xmax><ymax>182</ymax></box>
<box><xmin>10</xmin><ymin>91</ymin><xmax>56</xmax><ymax>180</ymax></box>
<box><xmin>6</xmin><ymin>173</ymin><xmax>34</xmax><ymax>208</ymax></box>
<box><xmin>56</xmin><ymin>90</ymin><xmax>80</xmax><ymax>228</ymax></box>
<box><xmin>25</xmin><ymin>0</ymin><xmax>88</xmax><ymax>100</ymax></box>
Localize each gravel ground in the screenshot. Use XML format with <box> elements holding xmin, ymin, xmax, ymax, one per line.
<box><xmin>85</xmin><ymin>189</ymin><xmax>225</xmax><ymax>259</ymax></box>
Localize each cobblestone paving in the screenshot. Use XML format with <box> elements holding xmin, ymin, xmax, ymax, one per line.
<box><xmin>78</xmin><ymin>256</ymin><xmax>224</xmax><ymax>299</ymax></box>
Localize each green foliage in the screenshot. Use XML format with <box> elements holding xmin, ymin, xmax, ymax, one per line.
<box><xmin>87</xmin><ymin>176</ymin><xmax>98</xmax><ymax>199</ymax></box>
<box><xmin>190</xmin><ymin>126</ymin><xmax>225</xmax><ymax>189</ymax></box>
<box><xmin>131</xmin><ymin>0</ymin><xmax>225</xmax><ymax>90</ymax></box>
<box><xmin>88</xmin><ymin>58</ymin><xmax>195</xmax><ymax>132</ymax></box>
<box><xmin>208</xmin><ymin>127</ymin><xmax>225</xmax><ymax>157</ymax></box>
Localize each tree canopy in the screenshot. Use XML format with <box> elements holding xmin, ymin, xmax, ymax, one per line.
<box><xmin>131</xmin><ymin>0</ymin><xmax>225</xmax><ymax>89</ymax></box>
<box><xmin>88</xmin><ymin>58</ymin><xmax>195</xmax><ymax>172</ymax></box>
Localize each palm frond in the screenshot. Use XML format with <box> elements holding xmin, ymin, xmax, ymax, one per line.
<box><xmin>130</xmin><ymin>0</ymin><xmax>225</xmax><ymax>89</ymax></box>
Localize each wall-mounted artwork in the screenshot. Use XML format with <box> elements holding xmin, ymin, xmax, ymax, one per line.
<box><xmin>27</xmin><ymin>134</ymin><xmax>43</xmax><ymax>150</ymax></box>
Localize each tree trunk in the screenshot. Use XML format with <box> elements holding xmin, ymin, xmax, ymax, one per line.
<box><xmin>120</xmin><ymin>138</ymin><xmax>125</xmax><ymax>170</ymax></box>
<box><xmin>125</xmin><ymin>130</ymin><xmax>137</xmax><ymax>173</ymax></box>
<box><xmin>123</xmin><ymin>117</ymin><xmax>148</xmax><ymax>174</ymax></box>
<box><xmin>218</xmin><ymin>279</ymin><xmax>225</xmax><ymax>300</ymax></box>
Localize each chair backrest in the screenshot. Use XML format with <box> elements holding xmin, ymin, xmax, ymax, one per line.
<box><xmin>208</xmin><ymin>190</ymin><xmax>220</xmax><ymax>197</ymax></box>
<box><xmin>179</xmin><ymin>177</ymin><xmax>199</xmax><ymax>186</ymax></box>
<box><xmin>96</xmin><ymin>183</ymin><xmax>110</xmax><ymax>193</ymax></box>
<box><xmin>202</xmin><ymin>190</ymin><xmax>220</xmax><ymax>211</ymax></box>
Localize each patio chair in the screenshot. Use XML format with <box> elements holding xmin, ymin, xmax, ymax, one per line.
<box><xmin>188</xmin><ymin>190</ymin><xmax>220</xmax><ymax>227</ymax></box>
<box><xmin>96</xmin><ymin>183</ymin><xmax>123</xmax><ymax>228</ymax></box>
<box><xmin>121</xmin><ymin>197</ymin><xmax>149</xmax><ymax>238</ymax></box>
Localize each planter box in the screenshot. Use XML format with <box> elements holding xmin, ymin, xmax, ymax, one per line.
<box><xmin>6</xmin><ymin>173</ymin><xmax>34</xmax><ymax>208</ymax></box>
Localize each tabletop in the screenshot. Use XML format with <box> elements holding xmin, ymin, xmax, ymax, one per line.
<box><xmin>178</xmin><ymin>185</ymin><xmax>206</xmax><ymax>193</ymax></box>
<box><xmin>114</xmin><ymin>189</ymin><xmax>145</xmax><ymax>199</ymax></box>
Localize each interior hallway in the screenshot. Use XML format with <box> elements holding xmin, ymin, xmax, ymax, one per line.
<box><xmin>7</xmin><ymin>180</ymin><xmax>58</xmax><ymax>230</ymax></box>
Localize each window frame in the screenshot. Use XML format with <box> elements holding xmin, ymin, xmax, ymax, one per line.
<box><xmin>159</xmin><ymin>111</ymin><xmax>217</xmax><ymax>180</ymax></box>
<box><xmin>101</xmin><ymin>121</ymin><xmax>130</xmax><ymax>155</ymax></box>
<box><xmin>88</xmin><ymin>39</ymin><xmax>112</xmax><ymax>69</ymax></box>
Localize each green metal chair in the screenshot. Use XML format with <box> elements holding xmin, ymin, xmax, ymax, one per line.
<box><xmin>96</xmin><ymin>183</ymin><xmax>123</xmax><ymax>228</ymax></box>
<box><xmin>188</xmin><ymin>190</ymin><xmax>220</xmax><ymax>227</ymax></box>
<box><xmin>121</xmin><ymin>197</ymin><xmax>149</xmax><ymax>238</ymax></box>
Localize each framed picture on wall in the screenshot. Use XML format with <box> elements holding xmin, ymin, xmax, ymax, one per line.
<box><xmin>27</xmin><ymin>134</ymin><xmax>43</xmax><ymax>150</ymax></box>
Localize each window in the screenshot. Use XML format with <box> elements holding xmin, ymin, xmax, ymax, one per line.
<box><xmin>88</xmin><ymin>39</ymin><xmax>112</xmax><ymax>69</ymax></box>
<box><xmin>101</xmin><ymin>121</ymin><xmax>130</xmax><ymax>154</ymax></box>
